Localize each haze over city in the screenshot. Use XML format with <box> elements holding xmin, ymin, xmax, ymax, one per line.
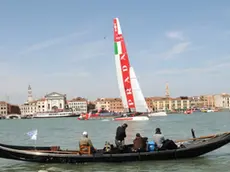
<box><xmin>1</xmin><ymin>0</ymin><xmax>230</xmax><ymax>104</ymax></box>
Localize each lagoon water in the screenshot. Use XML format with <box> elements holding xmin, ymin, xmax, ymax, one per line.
<box><xmin>0</xmin><ymin>112</ymin><xmax>229</xmax><ymax>172</ymax></box>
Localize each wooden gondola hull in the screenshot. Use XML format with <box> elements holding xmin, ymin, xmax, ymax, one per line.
<box><xmin>0</xmin><ymin>143</ymin><xmax>55</xmax><ymax>151</ymax></box>
<box><xmin>0</xmin><ymin>133</ymin><xmax>230</xmax><ymax>163</ymax></box>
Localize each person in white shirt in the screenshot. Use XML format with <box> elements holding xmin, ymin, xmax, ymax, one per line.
<box><xmin>152</xmin><ymin>128</ymin><xmax>165</xmax><ymax>149</ymax></box>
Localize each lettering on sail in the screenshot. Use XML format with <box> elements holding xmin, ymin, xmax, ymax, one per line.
<box><xmin>116</xmin><ymin>36</ymin><xmax>122</xmax><ymax>41</ymax></box>
<box><xmin>128</xmin><ymin>100</ymin><xmax>134</xmax><ymax>106</ymax></box>
<box><xmin>120</xmin><ymin>54</ymin><xmax>125</xmax><ymax>60</ymax></box>
<box><xmin>122</xmin><ymin>65</ymin><xmax>128</xmax><ymax>72</ymax></box>
<box><xmin>126</xmin><ymin>88</ymin><xmax>132</xmax><ymax>95</ymax></box>
<box><xmin>119</xmin><ymin>52</ymin><xmax>135</xmax><ymax>108</ymax></box>
<box><xmin>114</xmin><ymin>24</ymin><xmax>117</xmax><ymax>32</ymax></box>
<box><xmin>124</xmin><ymin>76</ymin><xmax>130</xmax><ymax>83</ymax></box>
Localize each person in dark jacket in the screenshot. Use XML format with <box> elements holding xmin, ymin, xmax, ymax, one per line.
<box><xmin>115</xmin><ymin>123</ymin><xmax>128</xmax><ymax>149</ymax></box>
<box><xmin>133</xmin><ymin>133</ymin><xmax>146</xmax><ymax>152</ymax></box>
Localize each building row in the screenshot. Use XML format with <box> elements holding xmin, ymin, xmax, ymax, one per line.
<box><xmin>20</xmin><ymin>92</ymin><xmax>88</xmax><ymax>115</ymax></box>
<box><xmin>94</xmin><ymin>93</ymin><xmax>230</xmax><ymax>112</ymax></box>
<box><xmin>0</xmin><ymin>85</ymin><xmax>230</xmax><ymax>115</ymax></box>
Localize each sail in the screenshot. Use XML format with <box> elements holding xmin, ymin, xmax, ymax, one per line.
<box><xmin>129</xmin><ymin>67</ymin><xmax>149</xmax><ymax>112</ymax></box>
<box><xmin>113</xmin><ymin>18</ymin><xmax>135</xmax><ymax>111</ymax></box>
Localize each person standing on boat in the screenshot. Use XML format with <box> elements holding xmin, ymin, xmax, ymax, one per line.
<box><xmin>115</xmin><ymin>123</ymin><xmax>128</xmax><ymax>149</ymax></box>
<box><xmin>152</xmin><ymin>128</ymin><xmax>165</xmax><ymax>149</ymax></box>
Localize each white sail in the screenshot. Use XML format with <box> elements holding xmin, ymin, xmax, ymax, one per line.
<box><xmin>113</xmin><ymin>18</ymin><xmax>167</xmax><ymax>116</ymax></box>
<box><xmin>115</xmin><ymin>54</ymin><xmax>128</xmax><ymax>109</ymax></box>
<box><xmin>129</xmin><ymin>67</ymin><xmax>149</xmax><ymax>112</ymax></box>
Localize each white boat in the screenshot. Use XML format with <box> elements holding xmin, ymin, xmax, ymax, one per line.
<box><xmin>148</xmin><ymin>112</ymin><xmax>167</xmax><ymax>117</ymax></box>
<box><xmin>113</xmin><ymin>116</ymin><xmax>149</xmax><ymax>121</ymax></box>
<box><xmin>113</xmin><ymin>18</ymin><xmax>167</xmax><ymax>119</ymax></box>
<box><xmin>33</xmin><ymin>112</ymin><xmax>79</xmax><ymax>118</ymax></box>
<box><xmin>206</xmin><ymin>109</ymin><xmax>214</xmax><ymax>113</ymax></box>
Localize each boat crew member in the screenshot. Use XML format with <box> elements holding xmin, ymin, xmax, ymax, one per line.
<box><xmin>115</xmin><ymin>123</ymin><xmax>128</xmax><ymax>149</ymax></box>
<box><xmin>133</xmin><ymin>133</ymin><xmax>146</xmax><ymax>152</ymax></box>
<box><xmin>152</xmin><ymin>128</ymin><xmax>165</xmax><ymax>149</ymax></box>
<box><xmin>79</xmin><ymin>131</ymin><xmax>95</xmax><ymax>152</ymax></box>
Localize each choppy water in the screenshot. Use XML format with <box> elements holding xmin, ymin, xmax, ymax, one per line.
<box><xmin>0</xmin><ymin>112</ymin><xmax>229</xmax><ymax>171</ymax></box>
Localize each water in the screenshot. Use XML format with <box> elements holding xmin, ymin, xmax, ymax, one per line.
<box><xmin>0</xmin><ymin>112</ymin><xmax>229</xmax><ymax>171</ymax></box>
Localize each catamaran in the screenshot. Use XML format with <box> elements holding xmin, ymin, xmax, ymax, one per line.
<box><xmin>77</xmin><ymin>109</ymin><xmax>120</xmax><ymax>120</ymax></box>
<box><xmin>113</xmin><ymin>18</ymin><xmax>167</xmax><ymax>121</ymax></box>
<box><xmin>33</xmin><ymin>111</ymin><xmax>79</xmax><ymax>118</ymax></box>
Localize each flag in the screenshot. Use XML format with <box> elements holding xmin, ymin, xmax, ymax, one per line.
<box><xmin>27</xmin><ymin>129</ymin><xmax>37</xmax><ymax>140</ymax></box>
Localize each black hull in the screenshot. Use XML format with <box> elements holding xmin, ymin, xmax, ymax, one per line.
<box><xmin>33</xmin><ymin>114</ymin><xmax>80</xmax><ymax>119</ymax></box>
<box><xmin>0</xmin><ymin>133</ymin><xmax>230</xmax><ymax>164</ymax></box>
<box><xmin>86</xmin><ymin>116</ymin><xmax>119</xmax><ymax>120</ymax></box>
<box><xmin>0</xmin><ymin>143</ymin><xmax>56</xmax><ymax>151</ymax></box>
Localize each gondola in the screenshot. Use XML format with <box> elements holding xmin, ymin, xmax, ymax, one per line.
<box><xmin>0</xmin><ymin>132</ymin><xmax>230</xmax><ymax>164</ymax></box>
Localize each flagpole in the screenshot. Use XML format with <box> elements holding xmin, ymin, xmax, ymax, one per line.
<box><xmin>34</xmin><ymin>139</ymin><xmax>37</xmax><ymax>150</ymax></box>
<box><xmin>34</xmin><ymin>129</ymin><xmax>37</xmax><ymax>150</ymax></box>
<box><xmin>26</xmin><ymin>129</ymin><xmax>38</xmax><ymax>150</ymax></box>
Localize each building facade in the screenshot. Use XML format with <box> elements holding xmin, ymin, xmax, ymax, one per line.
<box><xmin>151</xmin><ymin>96</ymin><xmax>191</xmax><ymax>112</ymax></box>
<box><xmin>108</xmin><ymin>98</ymin><xmax>124</xmax><ymax>112</ymax></box>
<box><xmin>68</xmin><ymin>97</ymin><xmax>87</xmax><ymax>114</ymax></box>
<box><xmin>44</xmin><ymin>92</ymin><xmax>67</xmax><ymax>111</ymax></box>
<box><xmin>0</xmin><ymin>101</ymin><xmax>21</xmax><ymax>115</ymax></box>
<box><xmin>214</xmin><ymin>93</ymin><xmax>230</xmax><ymax>108</ymax></box>
<box><xmin>190</xmin><ymin>96</ymin><xmax>204</xmax><ymax>108</ymax></box>
<box><xmin>20</xmin><ymin>100</ymin><xmax>37</xmax><ymax>115</ymax></box>
<box><xmin>95</xmin><ymin>98</ymin><xmax>124</xmax><ymax>112</ymax></box>
<box><xmin>20</xmin><ymin>92</ymin><xmax>67</xmax><ymax>115</ymax></box>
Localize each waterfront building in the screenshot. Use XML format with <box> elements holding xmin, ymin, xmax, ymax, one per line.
<box><xmin>67</xmin><ymin>97</ymin><xmax>87</xmax><ymax>114</ymax></box>
<box><xmin>20</xmin><ymin>85</ymin><xmax>68</xmax><ymax>115</ymax></box>
<box><xmin>200</xmin><ymin>95</ymin><xmax>215</xmax><ymax>108</ymax></box>
<box><xmin>20</xmin><ymin>100</ymin><xmax>37</xmax><ymax>115</ymax></box>
<box><xmin>214</xmin><ymin>93</ymin><xmax>230</xmax><ymax>109</ymax></box>
<box><xmin>94</xmin><ymin>95</ymin><xmax>192</xmax><ymax>113</ymax></box>
<box><xmin>109</xmin><ymin>98</ymin><xmax>124</xmax><ymax>112</ymax></box>
<box><xmin>190</xmin><ymin>96</ymin><xmax>204</xmax><ymax>108</ymax></box>
<box><xmin>44</xmin><ymin>92</ymin><xmax>67</xmax><ymax>111</ymax></box>
<box><xmin>0</xmin><ymin>101</ymin><xmax>21</xmax><ymax>115</ymax></box>
<box><xmin>95</xmin><ymin>98</ymin><xmax>124</xmax><ymax>112</ymax></box>
<box><xmin>152</xmin><ymin>96</ymin><xmax>191</xmax><ymax>112</ymax></box>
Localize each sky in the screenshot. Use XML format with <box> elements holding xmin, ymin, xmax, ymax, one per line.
<box><xmin>0</xmin><ymin>0</ymin><xmax>230</xmax><ymax>104</ymax></box>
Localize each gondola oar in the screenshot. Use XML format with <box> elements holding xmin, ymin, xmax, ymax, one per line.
<box><xmin>175</xmin><ymin>131</ymin><xmax>230</xmax><ymax>143</ymax></box>
<box><xmin>191</xmin><ymin>128</ymin><xmax>196</xmax><ymax>138</ymax></box>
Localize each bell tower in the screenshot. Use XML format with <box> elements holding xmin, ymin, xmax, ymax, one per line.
<box><xmin>165</xmin><ymin>82</ymin><xmax>170</xmax><ymax>111</ymax></box>
<box><xmin>165</xmin><ymin>82</ymin><xmax>170</xmax><ymax>98</ymax></box>
<box><xmin>27</xmin><ymin>85</ymin><xmax>33</xmax><ymax>103</ymax></box>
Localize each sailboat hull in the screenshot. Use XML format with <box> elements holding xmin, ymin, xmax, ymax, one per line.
<box><xmin>148</xmin><ymin>112</ymin><xmax>167</xmax><ymax>117</ymax></box>
<box><xmin>113</xmin><ymin>116</ymin><xmax>149</xmax><ymax>121</ymax></box>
